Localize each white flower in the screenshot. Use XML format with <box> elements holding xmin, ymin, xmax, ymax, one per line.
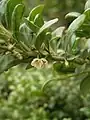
<box><xmin>40</xmin><ymin>58</ymin><xmax>48</xmax><ymax>67</ymax></box>
<box><xmin>31</xmin><ymin>58</ymin><xmax>48</xmax><ymax>68</ymax></box>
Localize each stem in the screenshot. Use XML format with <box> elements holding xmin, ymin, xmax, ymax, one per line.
<box><xmin>42</xmin><ymin>70</ymin><xmax>90</xmax><ymax>91</ymax></box>
<box><xmin>51</xmin><ymin>55</ymin><xmax>89</xmax><ymax>65</ymax></box>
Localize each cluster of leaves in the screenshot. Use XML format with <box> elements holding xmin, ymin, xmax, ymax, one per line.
<box><xmin>0</xmin><ymin>66</ymin><xmax>89</xmax><ymax>120</ymax></box>
<box><xmin>0</xmin><ymin>0</ymin><xmax>90</xmax><ymax>95</ymax></box>
<box><xmin>0</xmin><ymin>0</ymin><xmax>64</xmax><ymax>73</ymax></box>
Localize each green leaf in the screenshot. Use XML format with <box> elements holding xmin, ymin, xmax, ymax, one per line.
<box><xmin>85</xmin><ymin>0</ymin><xmax>90</xmax><ymax>10</ymax></box>
<box><xmin>53</xmin><ymin>62</ymin><xmax>76</xmax><ymax>74</ymax></box>
<box><xmin>5</xmin><ymin>0</ymin><xmax>23</xmax><ymax>29</ymax></box>
<box><xmin>68</xmin><ymin>14</ymin><xmax>86</xmax><ymax>33</ymax></box>
<box><xmin>71</xmin><ymin>37</ymin><xmax>79</xmax><ymax>55</ymax></box>
<box><xmin>24</xmin><ymin>18</ymin><xmax>39</xmax><ymax>33</ymax></box>
<box><xmin>29</xmin><ymin>5</ymin><xmax>44</xmax><ymax>21</ymax></box>
<box><xmin>52</xmin><ymin>26</ymin><xmax>65</xmax><ymax>38</ymax></box>
<box><xmin>35</xmin><ymin>32</ymin><xmax>45</xmax><ymax>50</ymax></box>
<box><xmin>84</xmin><ymin>8</ymin><xmax>90</xmax><ymax>19</ymax></box>
<box><xmin>64</xmin><ymin>14</ymin><xmax>86</xmax><ymax>51</ymax></box>
<box><xmin>65</xmin><ymin>12</ymin><xmax>81</xmax><ymax>19</ymax></box>
<box><xmin>80</xmin><ymin>75</ymin><xmax>90</xmax><ymax>96</ymax></box>
<box><xmin>44</xmin><ymin>32</ymin><xmax>52</xmax><ymax>49</ymax></box>
<box><xmin>19</xmin><ymin>41</ymin><xmax>30</xmax><ymax>51</ymax></box>
<box><xmin>49</xmin><ymin>37</ymin><xmax>59</xmax><ymax>53</ymax></box>
<box><xmin>19</xmin><ymin>23</ymin><xmax>34</xmax><ymax>47</ymax></box>
<box><xmin>34</xmin><ymin>14</ymin><xmax>44</xmax><ymax>27</ymax></box>
<box><xmin>37</xmin><ymin>18</ymin><xmax>58</xmax><ymax>36</ymax></box>
<box><xmin>11</xmin><ymin>4</ymin><xmax>25</xmax><ymax>39</ymax></box>
<box><xmin>85</xmin><ymin>38</ymin><xmax>90</xmax><ymax>49</ymax></box>
<box><xmin>0</xmin><ymin>54</ymin><xmax>20</xmax><ymax>74</ymax></box>
<box><xmin>0</xmin><ymin>0</ymin><xmax>8</xmax><ymax>27</ymax></box>
<box><xmin>35</xmin><ymin>18</ymin><xmax>58</xmax><ymax>50</ymax></box>
<box><xmin>0</xmin><ymin>0</ymin><xmax>7</xmax><ymax>20</ymax></box>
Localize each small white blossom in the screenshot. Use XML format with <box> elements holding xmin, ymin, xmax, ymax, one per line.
<box><xmin>41</xmin><ymin>58</ymin><xmax>48</xmax><ymax>67</ymax></box>
<box><xmin>31</xmin><ymin>58</ymin><xmax>48</xmax><ymax>68</ymax></box>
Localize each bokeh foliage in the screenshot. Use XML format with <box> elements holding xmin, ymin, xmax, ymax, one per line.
<box><xmin>0</xmin><ymin>66</ymin><xmax>89</xmax><ymax>120</ymax></box>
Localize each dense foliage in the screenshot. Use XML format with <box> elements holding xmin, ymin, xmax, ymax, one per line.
<box><xmin>0</xmin><ymin>66</ymin><xmax>90</xmax><ymax>120</ymax></box>
<box><xmin>0</xmin><ymin>0</ymin><xmax>90</xmax><ymax>120</ymax></box>
<box><xmin>0</xmin><ymin>0</ymin><xmax>90</xmax><ymax>95</ymax></box>
<box><xmin>0</xmin><ymin>0</ymin><xmax>90</xmax><ymax>119</ymax></box>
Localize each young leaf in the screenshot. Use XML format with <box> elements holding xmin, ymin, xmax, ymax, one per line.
<box><xmin>11</xmin><ymin>4</ymin><xmax>25</xmax><ymax>39</ymax></box>
<box><xmin>29</xmin><ymin>5</ymin><xmax>44</xmax><ymax>21</ymax></box>
<box><xmin>52</xmin><ymin>26</ymin><xmax>65</xmax><ymax>38</ymax></box>
<box><xmin>64</xmin><ymin>14</ymin><xmax>86</xmax><ymax>51</ymax></box>
<box><xmin>35</xmin><ymin>18</ymin><xmax>58</xmax><ymax>50</ymax></box>
<box><xmin>19</xmin><ymin>23</ymin><xmax>34</xmax><ymax>47</ymax></box>
<box><xmin>65</xmin><ymin>12</ymin><xmax>81</xmax><ymax>19</ymax></box>
<box><xmin>84</xmin><ymin>8</ymin><xmax>90</xmax><ymax>20</ymax></box>
<box><xmin>24</xmin><ymin>18</ymin><xmax>39</xmax><ymax>33</ymax></box>
<box><xmin>0</xmin><ymin>0</ymin><xmax>7</xmax><ymax>20</ymax></box>
<box><xmin>85</xmin><ymin>0</ymin><xmax>90</xmax><ymax>10</ymax></box>
<box><xmin>37</xmin><ymin>18</ymin><xmax>58</xmax><ymax>36</ymax></box>
<box><xmin>80</xmin><ymin>75</ymin><xmax>90</xmax><ymax>96</ymax></box>
<box><xmin>68</xmin><ymin>14</ymin><xmax>86</xmax><ymax>33</ymax></box>
<box><xmin>44</xmin><ymin>32</ymin><xmax>52</xmax><ymax>49</ymax></box>
<box><xmin>35</xmin><ymin>32</ymin><xmax>45</xmax><ymax>50</ymax></box>
<box><xmin>34</xmin><ymin>14</ymin><xmax>44</xmax><ymax>27</ymax></box>
<box><xmin>49</xmin><ymin>37</ymin><xmax>59</xmax><ymax>53</ymax></box>
<box><xmin>71</xmin><ymin>37</ymin><xmax>79</xmax><ymax>54</ymax></box>
<box><xmin>5</xmin><ymin>0</ymin><xmax>23</xmax><ymax>29</ymax></box>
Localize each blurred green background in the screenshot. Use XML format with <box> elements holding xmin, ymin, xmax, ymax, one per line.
<box><xmin>25</xmin><ymin>0</ymin><xmax>86</xmax><ymax>25</ymax></box>
<box><xmin>0</xmin><ymin>0</ymin><xmax>90</xmax><ymax>120</ymax></box>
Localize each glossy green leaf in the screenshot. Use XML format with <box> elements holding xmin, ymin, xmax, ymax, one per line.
<box><xmin>53</xmin><ymin>62</ymin><xmax>76</xmax><ymax>74</ymax></box>
<box><xmin>37</xmin><ymin>18</ymin><xmax>58</xmax><ymax>36</ymax></box>
<box><xmin>71</xmin><ymin>37</ymin><xmax>79</xmax><ymax>54</ymax></box>
<box><xmin>44</xmin><ymin>32</ymin><xmax>52</xmax><ymax>49</ymax></box>
<box><xmin>35</xmin><ymin>32</ymin><xmax>45</xmax><ymax>50</ymax></box>
<box><xmin>29</xmin><ymin>5</ymin><xmax>44</xmax><ymax>21</ymax></box>
<box><xmin>34</xmin><ymin>14</ymin><xmax>44</xmax><ymax>27</ymax></box>
<box><xmin>71</xmin><ymin>33</ymin><xmax>76</xmax><ymax>46</ymax></box>
<box><xmin>80</xmin><ymin>75</ymin><xmax>90</xmax><ymax>96</ymax></box>
<box><xmin>11</xmin><ymin>4</ymin><xmax>25</xmax><ymax>39</ymax></box>
<box><xmin>85</xmin><ymin>0</ymin><xmax>90</xmax><ymax>10</ymax></box>
<box><xmin>0</xmin><ymin>0</ymin><xmax>8</xmax><ymax>27</ymax></box>
<box><xmin>24</xmin><ymin>18</ymin><xmax>39</xmax><ymax>33</ymax></box>
<box><xmin>19</xmin><ymin>23</ymin><xmax>34</xmax><ymax>47</ymax></box>
<box><xmin>20</xmin><ymin>41</ymin><xmax>30</xmax><ymax>52</ymax></box>
<box><xmin>64</xmin><ymin>14</ymin><xmax>86</xmax><ymax>51</ymax></box>
<box><xmin>52</xmin><ymin>26</ymin><xmax>65</xmax><ymax>38</ymax></box>
<box><xmin>65</xmin><ymin>12</ymin><xmax>81</xmax><ymax>19</ymax></box>
<box><xmin>85</xmin><ymin>38</ymin><xmax>90</xmax><ymax>49</ymax></box>
<box><xmin>68</xmin><ymin>14</ymin><xmax>86</xmax><ymax>33</ymax></box>
<box><xmin>5</xmin><ymin>0</ymin><xmax>23</xmax><ymax>29</ymax></box>
<box><xmin>0</xmin><ymin>0</ymin><xmax>7</xmax><ymax>19</ymax></box>
<box><xmin>49</xmin><ymin>37</ymin><xmax>59</xmax><ymax>53</ymax></box>
<box><xmin>35</xmin><ymin>18</ymin><xmax>58</xmax><ymax>50</ymax></box>
<box><xmin>84</xmin><ymin>8</ymin><xmax>90</xmax><ymax>20</ymax></box>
